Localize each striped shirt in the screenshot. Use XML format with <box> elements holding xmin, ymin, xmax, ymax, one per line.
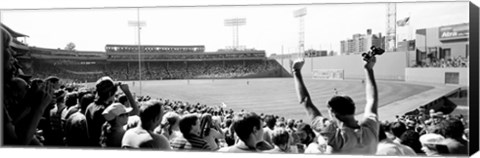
<box><xmin>171</xmin><ymin>134</ymin><xmax>211</xmax><ymax>151</ymax></box>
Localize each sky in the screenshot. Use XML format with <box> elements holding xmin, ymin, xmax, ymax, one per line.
<box><xmin>0</xmin><ymin>0</ymin><xmax>470</xmax><ymax>56</ymax></box>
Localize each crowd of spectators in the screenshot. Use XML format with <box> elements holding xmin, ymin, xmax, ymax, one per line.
<box><xmin>413</xmin><ymin>56</ymin><xmax>468</xmax><ymax>68</ymax></box>
<box><xmin>106</xmin><ymin>51</ymin><xmax>265</xmax><ymax>60</ymax></box>
<box><xmin>3</xmin><ymin>24</ymin><xmax>469</xmax><ymax>156</ymax></box>
<box><xmin>378</xmin><ymin>109</ymin><xmax>468</xmax><ymax>156</ymax></box>
<box><xmin>30</xmin><ymin>59</ymin><xmax>282</xmax><ymax>82</ymax></box>
<box><xmin>105</xmin><ymin>45</ymin><xmax>205</xmax><ymax>54</ymax></box>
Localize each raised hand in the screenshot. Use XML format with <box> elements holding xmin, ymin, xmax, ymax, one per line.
<box><xmin>119</xmin><ymin>83</ymin><xmax>130</xmax><ymax>93</ymax></box>
<box><xmin>292</xmin><ymin>59</ymin><xmax>305</xmax><ymax>71</ymax></box>
<box><xmin>363</xmin><ymin>56</ymin><xmax>376</xmax><ymax>69</ymax></box>
<box><xmin>38</xmin><ymin>81</ymin><xmax>54</xmax><ymax>110</ymax></box>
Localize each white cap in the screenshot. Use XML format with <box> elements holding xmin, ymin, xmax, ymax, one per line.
<box><xmin>419</xmin><ymin>133</ymin><xmax>445</xmax><ymax>145</ymax></box>
<box><xmin>102</xmin><ymin>103</ymin><xmax>132</xmax><ymax>121</ymax></box>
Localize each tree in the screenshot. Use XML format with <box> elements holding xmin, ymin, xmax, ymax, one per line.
<box><xmin>65</xmin><ymin>42</ymin><xmax>76</xmax><ymax>51</ymax></box>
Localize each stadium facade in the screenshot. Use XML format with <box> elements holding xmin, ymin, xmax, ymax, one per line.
<box><xmin>414</xmin><ymin>23</ymin><xmax>469</xmax><ymax>66</ymax></box>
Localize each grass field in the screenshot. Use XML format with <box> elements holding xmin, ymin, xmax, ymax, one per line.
<box><xmin>86</xmin><ymin>78</ymin><xmax>434</xmax><ymax>122</ymax></box>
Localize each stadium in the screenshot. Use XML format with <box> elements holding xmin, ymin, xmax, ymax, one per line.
<box><xmin>1</xmin><ymin>2</ymin><xmax>473</xmax><ymax>156</ymax></box>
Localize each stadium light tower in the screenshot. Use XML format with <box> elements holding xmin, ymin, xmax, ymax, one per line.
<box><xmin>294</xmin><ymin>8</ymin><xmax>307</xmax><ymax>58</ymax></box>
<box><xmin>224</xmin><ymin>18</ymin><xmax>246</xmax><ymax>50</ymax></box>
<box><xmin>128</xmin><ymin>8</ymin><xmax>146</xmax><ymax>96</ymax></box>
<box><xmin>386</xmin><ymin>3</ymin><xmax>397</xmax><ymax>52</ymax></box>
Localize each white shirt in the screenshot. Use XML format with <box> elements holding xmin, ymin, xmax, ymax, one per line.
<box><xmin>313</xmin><ymin>114</ymin><xmax>379</xmax><ymax>154</ymax></box>
<box><xmin>376</xmin><ymin>140</ymin><xmax>417</xmax><ymax>156</ymax></box>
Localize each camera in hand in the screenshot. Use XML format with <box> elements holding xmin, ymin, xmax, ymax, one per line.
<box><xmin>361</xmin><ymin>46</ymin><xmax>385</xmax><ymax>60</ymax></box>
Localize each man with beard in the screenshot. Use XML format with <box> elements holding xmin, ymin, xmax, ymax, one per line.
<box><xmin>293</xmin><ymin>123</ymin><xmax>316</xmax><ymax>153</ymax></box>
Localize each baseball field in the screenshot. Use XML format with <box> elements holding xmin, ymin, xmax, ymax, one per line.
<box><xmin>86</xmin><ymin>77</ymin><xmax>437</xmax><ymax>122</ymax></box>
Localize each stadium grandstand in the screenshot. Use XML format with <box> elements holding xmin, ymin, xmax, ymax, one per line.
<box><xmin>25</xmin><ymin>44</ymin><xmax>285</xmax><ymax>83</ymax></box>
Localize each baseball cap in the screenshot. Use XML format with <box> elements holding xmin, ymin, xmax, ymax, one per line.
<box><xmin>419</xmin><ymin>133</ymin><xmax>445</xmax><ymax>145</ymax></box>
<box><xmin>102</xmin><ymin>103</ymin><xmax>132</xmax><ymax>121</ymax></box>
<box><xmin>96</xmin><ymin>76</ymin><xmax>117</xmax><ymax>94</ymax></box>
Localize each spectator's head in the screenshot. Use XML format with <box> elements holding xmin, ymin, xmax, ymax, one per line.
<box><xmin>118</xmin><ymin>94</ymin><xmax>129</xmax><ymax>106</ymax></box>
<box><xmin>45</xmin><ymin>76</ymin><xmax>61</xmax><ymax>90</ymax></box>
<box><xmin>30</xmin><ymin>78</ymin><xmax>44</xmax><ymax>92</ymax></box>
<box><xmin>95</xmin><ymin>76</ymin><xmax>117</xmax><ymax>104</ymax></box>
<box><xmin>79</xmin><ymin>93</ymin><xmax>94</xmax><ymax>114</ymax></box>
<box><xmin>439</xmin><ymin>118</ymin><xmax>464</xmax><ymax>139</ymax></box>
<box><xmin>419</xmin><ymin>133</ymin><xmax>446</xmax><ymax>156</ymax></box>
<box><xmin>287</xmin><ymin>119</ymin><xmax>295</xmax><ymax>129</ymax></box>
<box><xmin>264</xmin><ymin>115</ymin><xmax>276</xmax><ymax>129</ymax></box>
<box><xmin>224</xmin><ymin>118</ymin><xmax>233</xmax><ymax>128</ymax></box>
<box><xmin>139</xmin><ymin>100</ymin><xmax>164</xmax><ymax>131</ymax></box>
<box><xmin>55</xmin><ymin>90</ymin><xmax>66</xmax><ymax>104</ymax></box>
<box><xmin>390</xmin><ymin>121</ymin><xmax>407</xmax><ymax>139</ymax></box>
<box><xmin>65</xmin><ymin>92</ymin><xmax>78</xmax><ymax>108</ymax></box>
<box><xmin>232</xmin><ymin>112</ymin><xmax>263</xmax><ymax>147</ymax></box>
<box><xmin>295</xmin><ymin>123</ymin><xmax>315</xmax><ymax>145</ymax></box>
<box><xmin>276</xmin><ymin>121</ymin><xmax>285</xmax><ymax>128</ymax></box>
<box><xmin>199</xmin><ymin>113</ymin><xmax>213</xmax><ymax>137</ymax></box>
<box><xmin>179</xmin><ymin>113</ymin><xmax>200</xmax><ymax>137</ymax></box>
<box><xmin>271</xmin><ymin>128</ymin><xmax>290</xmax><ymax>151</ymax></box>
<box><xmin>400</xmin><ymin>130</ymin><xmax>423</xmax><ymax>154</ymax></box>
<box><xmin>162</xmin><ymin>111</ymin><xmax>180</xmax><ymax>129</ymax></box>
<box><xmin>427</xmin><ymin>124</ymin><xmax>443</xmax><ymax>134</ymax></box>
<box><xmin>102</xmin><ymin>102</ymin><xmax>131</xmax><ymax>127</ymax></box>
<box><xmin>10</xmin><ymin>77</ymin><xmax>29</xmax><ymax>104</ymax></box>
<box><xmin>429</xmin><ymin>109</ymin><xmax>436</xmax><ymax>117</ymax></box>
<box><xmin>2</xmin><ymin>27</ymin><xmax>16</xmax><ymax>81</ymax></box>
<box><xmin>327</xmin><ymin>95</ymin><xmax>355</xmax><ymax>118</ymax></box>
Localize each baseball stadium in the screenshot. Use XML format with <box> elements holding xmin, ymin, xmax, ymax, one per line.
<box><xmin>1</xmin><ymin>2</ymin><xmax>472</xmax><ymax>156</ymax></box>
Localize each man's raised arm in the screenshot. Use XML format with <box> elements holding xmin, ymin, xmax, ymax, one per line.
<box><xmin>119</xmin><ymin>83</ymin><xmax>139</xmax><ymax>116</ymax></box>
<box><xmin>363</xmin><ymin>56</ymin><xmax>379</xmax><ymax>118</ymax></box>
<box><xmin>292</xmin><ymin>59</ymin><xmax>322</xmax><ymax>119</ymax></box>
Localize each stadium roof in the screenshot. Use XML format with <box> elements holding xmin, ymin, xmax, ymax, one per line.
<box><xmin>1</xmin><ymin>23</ymin><xmax>29</xmax><ymax>38</ymax></box>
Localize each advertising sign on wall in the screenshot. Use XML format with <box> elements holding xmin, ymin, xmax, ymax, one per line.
<box><xmin>312</xmin><ymin>69</ymin><xmax>344</xmax><ymax>80</ymax></box>
<box><xmin>439</xmin><ymin>23</ymin><xmax>469</xmax><ymax>40</ymax></box>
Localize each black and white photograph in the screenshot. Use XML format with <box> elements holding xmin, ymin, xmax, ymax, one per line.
<box><xmin>1</xmin><ymin>0</ymin><xmax>478</xmax><ymax>157</ymax></box>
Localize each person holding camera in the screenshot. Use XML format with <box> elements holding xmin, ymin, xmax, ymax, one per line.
<box><xmin>85</xmin><ymin>76</ymin><xmax>139</xmax><ymax>147</ymax></box>
<box><xmin>291</xmin><ymin>49</ymin><xmax>380</xmax><ymax>154</ymax></box>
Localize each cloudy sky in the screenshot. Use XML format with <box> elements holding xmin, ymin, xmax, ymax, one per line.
<box><xmin>0</xmin><ymin>0</ymin><xmax>470</xmax><ymax>56</ymax></box>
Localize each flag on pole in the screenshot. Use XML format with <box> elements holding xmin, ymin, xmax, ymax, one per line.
<box><xmin>397</xmin><ymin>17</ymin><xmax>410</xmax><ymax>27</ymax></box>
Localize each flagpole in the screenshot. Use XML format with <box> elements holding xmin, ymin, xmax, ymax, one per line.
<box><xmin>408</xmin><ymin>13</ymin><xmax>412</xmax><ymax>40</ymax></box>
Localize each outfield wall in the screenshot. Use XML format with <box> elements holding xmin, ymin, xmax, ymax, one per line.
<box><xmin>275</xmin><ymin>51</ymin><xmax>408</xmax><ymax>80</ymax></box>
<box><xmin>405</xmin><ymin>68</ymin><xmax>468</xmax><ymax>85</ymax></box>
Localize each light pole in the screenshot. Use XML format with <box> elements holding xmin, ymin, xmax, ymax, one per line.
<box><xmin>128</xmin><ymin>8</ymin><xmax>146</xmax><ymax>96</ymax></box>
<box><xmin>224</xmin><ymin>18</ymin><xmax>246</xmax><ymax>50</ymax></box>
<box><xmin>294</xmin><ymin>8</ymin><xmax>307</xmax><ymax>59</ymax></box>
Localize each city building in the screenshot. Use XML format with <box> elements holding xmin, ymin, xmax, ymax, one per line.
<box><xmin>340</xmin><ymin>29</ymin><xmax>385</xmax><ymax>55</ymax></box>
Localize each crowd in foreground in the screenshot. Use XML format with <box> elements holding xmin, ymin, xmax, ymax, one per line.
<box><xmin>3</xmin><ymin>27</ymin><xmax>469</xmax><ymax>156</ymax></box>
